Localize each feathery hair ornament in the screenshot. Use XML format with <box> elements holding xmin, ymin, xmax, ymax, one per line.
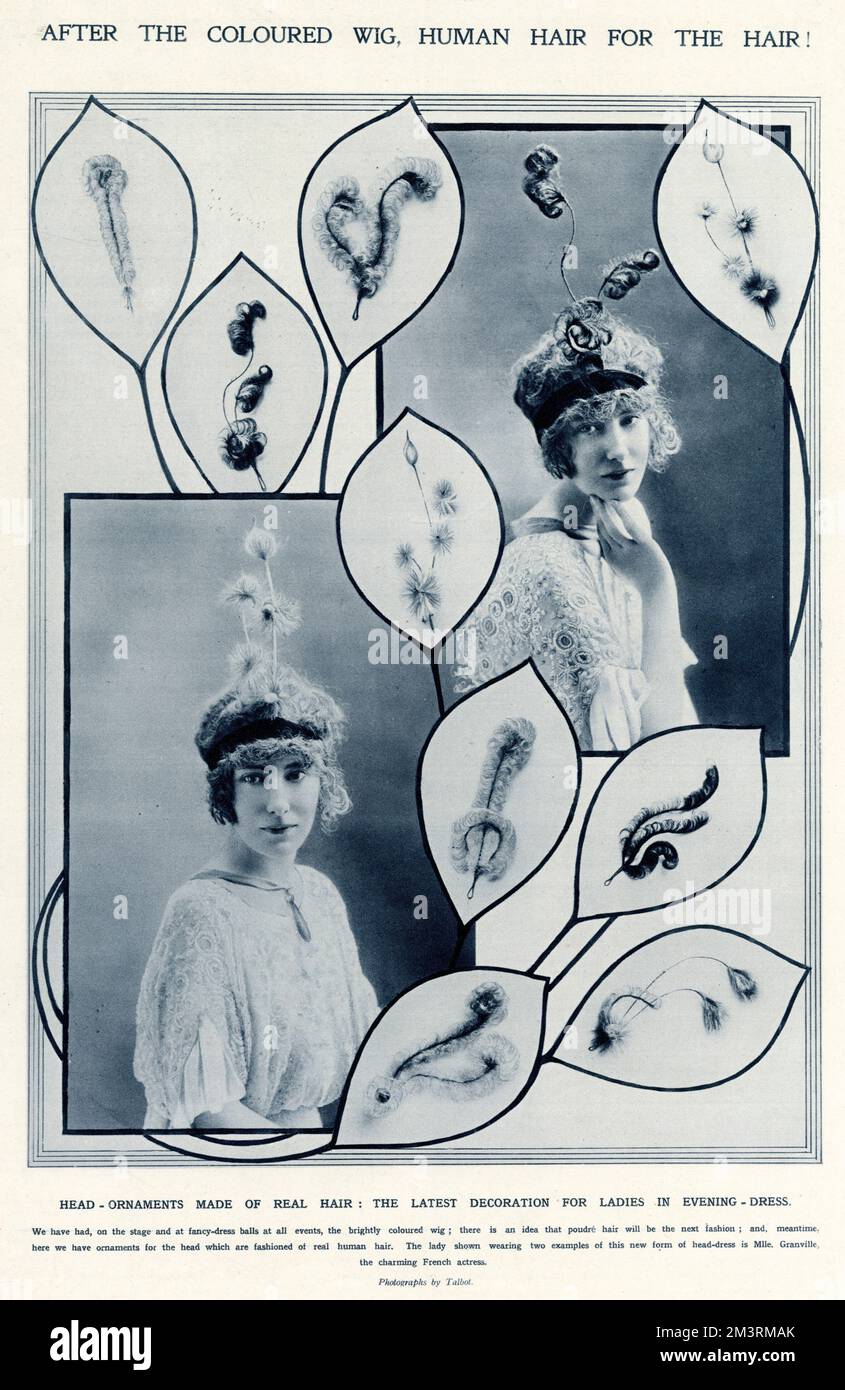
<box><xmin>520</xmin><ymin>144</ymin><xmax>662</xmax><ymax>438</ymax></box>
<box><xmin>83</xmin><ymin>155</ymin><xmax>136</xmax><ymax>311</ymax></box>
<box><xmin>196</xmin><ymin>524</ymin><xmax>346</xmax><ymax>771</ymax></box>
<box><xmin>314</xmin><ymin>157</ymin><xmax>442</xmax><ymax>320</ymax></box>
<box><xmin>451</xmin><ymin>718</ymin><xmax>536</xmax><ymax>899</ymax></box>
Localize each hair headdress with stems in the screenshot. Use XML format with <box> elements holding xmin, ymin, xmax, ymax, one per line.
<box><xmin>314</xmin><ymin>157</ymin><xmax>442</xmax><ymax>320</ymax></box>
<box><xmin>520</xmin><ymin>144</ymin><xmax>663</xmax><ymax>440</ymax></box>
<box><xmin>696</xmin><ymin>133</ymin><xmax>780</xmax><ymax>328</ymax></box>
<box><xmin>219</xmin><ymin>300</ymin><xmax>274</xmax><ymax>491</ymax></box>
<box><xmin>195</xmin><ymin>524</ymin><xmax>347</xmax><ymax>775</ymax></box>
<box><xmin>588</xmin><ymin>951</ymin><xmax>759</xmax><ymax>1056</ymax></box>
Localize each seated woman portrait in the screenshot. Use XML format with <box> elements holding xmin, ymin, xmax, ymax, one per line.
<box><xmin>456</xmin><ymin>294</ymin><xmax>698</xmax><ymax>751</ymax></box>
<box><xmin>134</xmin><ymin>525</ymin><xmax>379</xmax><ymax>1130</ymax></box>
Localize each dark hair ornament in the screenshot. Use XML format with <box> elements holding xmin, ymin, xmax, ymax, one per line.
<box><xmin>220</xmin><ymin>301</ymin><xmax>274</xmax><ymax>490</ymax></box>
<box><xmin>604</xmin><ymin>765</ymin><xmax>720</xmax><ymax>885</ymax></box>
<box><xmin>521</xmin><ymin>144</ymin><xmax>663</xmax><ymax>435</ymax></box>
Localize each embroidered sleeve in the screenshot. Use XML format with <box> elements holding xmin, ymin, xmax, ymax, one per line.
<box><xmin>134</xmin><ymin>884</ymin><xmax>247</xmax><ymax>1125</ymax></box>
<box><xmin>453</xmin><ymin>534</ymin><xmax>645</xmax><ymax>749</ymax></box>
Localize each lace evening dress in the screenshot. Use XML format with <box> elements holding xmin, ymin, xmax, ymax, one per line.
<box><xmin>134</xmin><ymin>866</ymin><xmax>379</xmax><ymax>1128</ymax></box>
<box><xmin>454</xmin><ymin>515</ymin><xmax>697</xmax><ymax>751</ymax></box>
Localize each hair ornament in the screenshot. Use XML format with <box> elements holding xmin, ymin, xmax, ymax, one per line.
<box><xmin>221</xmin><ymin>303</ymin><xmax>274</xmax><ymax>490</ymax></box>
<box><xmin>83</xmin><ymin>154</ymin><xmax>136</xmax><ymax>311</ymax></box>
<box><xmin>588</xmin><ymin>949</ymin><xmax>759</xmax><ymax>1056</ymax></box>
<box><xmin>521</xmin><ymin>144</ymin><xmax>663</xmax><ymax>434</ymax></box>
<box><xmin>195</xmin><ymin>525</ymin><xmax>346</xmax><ymax>775</ymax></box>
<box><xmin>364</xmin><ymin>982</ymin><xmax>519</xmax><ymax>1118</ymax></box>
<box><xmin>695</xmin><ymin>132</ymin><xmax>779</xmax><ymax>328</ymax></box>
<box><xmin>314</xmin><ymin>157</ymin><xmax>443</xmax><ymax>320</ymax></box>
<box><xmin>450</xmin><ymin>718</ymin><xmax>537</xmax><ymax>899</ymax></box>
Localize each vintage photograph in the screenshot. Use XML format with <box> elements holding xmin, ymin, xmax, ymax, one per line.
<box><xmin>6</xmin><ymin>0</ymin><xmax>840</xmax><ymax>1324</ymax></box>
<box><xmin>383</xmin><ymin>124</ymin><xmax>795</xmax><ymax>751</ymax></box>
<box><xmin>65</xmin><ymin>497</ymin><xmax>455</xmax><ymax>1131</ymax></box>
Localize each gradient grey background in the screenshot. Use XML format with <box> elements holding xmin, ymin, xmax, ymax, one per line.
<box><xmin>384</xmin><ymin>126</ymin><xmax>788</xmax><ymax>750</ymax></box>
<box><xmin>67</xmin><ymin>497</ymin><xmax>456</xmax><ymax>1130</ymax></box>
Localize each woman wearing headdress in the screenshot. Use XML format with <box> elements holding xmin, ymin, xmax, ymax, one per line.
<box><xmin>134</xmin><ymin>526</ymin><xmax>379</xmax><ymax>1130</ymax></box>
<box><xmin>454</xmin><ymin>146</ymin><xmax>698</xmax><ymax>751</ymax></box>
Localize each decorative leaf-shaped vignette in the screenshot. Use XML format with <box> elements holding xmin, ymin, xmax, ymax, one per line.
<box><xmin>161</xmin><ymin>254</ymin><xmax>328</xmax><ymax>493</ymax></box>
<box><xmin>32</xmin><ymin>96</ymin><xmax>196</xmax><ymax>374</ymax></box>
<box><xmin>656</xmin><ymin>102</ymin><xmax>817</xmax><ymax>655</ymax></box>
<box><xmin>548</xmin><ymin>925</ymin><xmax>808</xmax><ymax>1091</ymax></box>
<box><xmin>529</xmin><ymin>726</ymin><xmax>766</xmax><ymax>980</ymax></box>
<box><xmin>575</xmin><ymin>726</ymin><xmax>766</xmax><ymax>923</ymax></box>
<box><xmin>32</xmin><ymin>96</ymin><xmax>197</xmax><ymax>490</ymax></box>
<box><xmin>418</xmin><ymin>661</ymin><xmax>581</xmax><ymax>928</ymax></box>
<box><xmin>655</xmin><ymin>99</ymin><xmax>818</xmax><ymax>365</ymax></box>
<box><xmin>335</xmin><ymin>969</ymin><xmax>547</xmax><ymax>1148</ymax></box>
<box><xmin>299</xmin><ymin>97</ymin><xmax>463</xmax><ymax>370</ymax></box>
<box><xmin>298</xmin><ymin>98</ymin><xmax>464</xmax><ymax>488</ymax></box>
<box><xmin>338</xmin><ymin>409</ymin><xmax>504</xmax><ymax>650</ymax></box>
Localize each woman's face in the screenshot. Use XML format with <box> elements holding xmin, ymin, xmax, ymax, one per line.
<box><xmin>567</xmin><ymin>404</ymin><xmax>651</xmax><ymax>503</ymax></box>
<box><xmin>231</xmin><ymin>753</ymin><xmax>321</xmax><ymax>864</ymax></box>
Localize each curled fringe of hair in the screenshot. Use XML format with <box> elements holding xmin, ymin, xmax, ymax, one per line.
<box><xmin>513</xmin><ymin>311</ymin><xmax>682</xmax><ymax>478</ymax></box>
<box><xmin>542</xmin><ymin>385</ymin><xmax>680</xmax><ymax>478</ymax></box>
<box><xmin>205</xmin><ymin>736</ymin><xmax>351</xmax><ymax>832</ymax></box>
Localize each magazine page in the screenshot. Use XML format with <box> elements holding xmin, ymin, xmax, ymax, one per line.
<box><xmin>1</xmin><ymin>0</ymin><xmax>841</xmax><ymax>1335</ymax></box>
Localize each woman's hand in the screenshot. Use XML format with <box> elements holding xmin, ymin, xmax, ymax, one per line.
<box><xmin>592</xmin><ymin>497</ymin><xmax>694</xmax><ymax>735</ymax></box>
<box><xmin>592</xmin><ymin>496</ymin><xmax>671</xmax><ymax>597</ymax></box>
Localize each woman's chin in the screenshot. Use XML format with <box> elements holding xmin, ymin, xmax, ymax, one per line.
<box><xmin>597</xmin><ymin>479</ymin><xmax>641</xmax><ymax>503</ymax></box>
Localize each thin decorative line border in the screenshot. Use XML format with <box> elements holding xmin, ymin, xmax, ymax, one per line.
<box><xmin>29</xmin><ymin>93</ymin><xmax>820</xmax><ymax>1166</ymax></box>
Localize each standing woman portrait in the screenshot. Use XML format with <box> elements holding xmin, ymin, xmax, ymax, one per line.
<box><xmin>134</xmin><ymin>525</ymin><xmax>379</xmax><ymax>1130</ymax></box>
<box><xmin>456</xmin><ymin>147</ymin><xmax>698</xmax><ymax>749</ymax></box>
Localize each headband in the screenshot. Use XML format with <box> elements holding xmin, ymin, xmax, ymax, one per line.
<box><xmin>203</xmin><ymin>717</ymin><xmax>319</xmax><ymax>769</ymax></box>
<box><xmin>528</xmin><ymin>358</ymin><xmax>648</xmax><ymax>441</ymax></box>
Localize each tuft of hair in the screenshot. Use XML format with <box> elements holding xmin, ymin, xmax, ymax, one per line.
<box><xmin>700</xmin><ymin>994</ymin><xmax>726</xmax><ymax>1032</ymax></box>
<box><xmin>726</xmin><ymin>967</ymin><xmax>758</xmax><ymax>1002</ymax></box>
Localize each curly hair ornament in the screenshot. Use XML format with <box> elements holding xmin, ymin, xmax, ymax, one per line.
<box><xmin>314</xmin><ymin>157</ymin><xmax>442</xmax><ymax>319</ymax></box>
<box><xmin>83</xmin><ymin>154</ymin><xmax>136</xmax><ymax>311</ymax></box>
<box><xmin>364</xmin><ymin>982</ymin><xmax>519</xmax><ymax>1117</ymax></box>
<box><xmin>221</xmin><ymin>302</ymin><xmax>274</xmax><ymax>490</ymax></box>
<box><xmin>451</xmin><ymin>718</ymin><xmax>537</xmax><ymax>899</ymax></box>
<box><xmin>604</xmin><ymin>765</ymin><xmax>720</xmax><ymax>884</ymax></box>
<box><xmin>520</xmin><ymin>144</ymin><xmax>664</xmax><ymax>437</ymax></box>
